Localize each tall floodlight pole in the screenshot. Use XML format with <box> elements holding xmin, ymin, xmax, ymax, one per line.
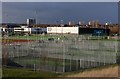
<box><xmin>55</xmin><ymin>21</ymin><xmax>57</xmax><ymax>34</ymax></box>
<box><xmin>5</xmin><ymin>14</ymin><xmax>10</xmax><ymax>36</ymax></box>
<box><xmin>61</xmin><ymin>20</ymin><xmax>63</xmax><ymax>34</ymax></box>
<box><xmin>35</xmin><ymin>10</ymin><xmax>38</xmax><ymax>36</ymax></box>
<box><xmin>56</xmin><ymin>21</ymin><xmax>59</xmax><ymax>35</ymax></box>
<box><xmin>61</xmin><ymin>20</ymin><xmax>63</xmax><ymax>26</ymax></box>
<box><xmin>34</xmin><ymin>10</ymin><xmax>38</xmax><ymax>71</ymax></box>
<box><xmin>35</xmin><ymin>11</ymin><xmax>37</xmax><ymax>26</ymax></box>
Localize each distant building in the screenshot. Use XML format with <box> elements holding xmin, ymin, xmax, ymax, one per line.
<box><xmin>1</xmin><ymin>24</ymin><xmax>20</xmax><ymax>36</ymax></box>
<box><xmin>31</xmin><ymin>28</ymin><xmax>47</xmax><ymax>34</ymax></box>
<box><xmin>79</xmin><ymin>28</ymin><xmax>110</xmax><ymax>36</ymax></box>
<box><xmin>47</xmin><ymin>27</ymin><xmax>79</xmax><ymax>34</ymax></box>
<box><xmin>47</xmin><ymin>27</ymin><xmax>110</xmax><ymax>36</ymax></box>
<box><xmin>27</xmin><ymin>18</ymin><xmax>36</xmax><ymax>26</ymax></box>
<box><xmin>21</xmin><ymin>25</ymin><xmax>28</xmax><ymax>28</ymax></box>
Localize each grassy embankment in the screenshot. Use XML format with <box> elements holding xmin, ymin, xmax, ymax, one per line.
<box><xmin>2</xmin><ymin>64</ymin><xmax>119</xmax><ymax>78</ymax></box>
<box><xmin>2</xmin><ymin>67</ymin><xmax>60</xmax><ymax>78</ymax></box>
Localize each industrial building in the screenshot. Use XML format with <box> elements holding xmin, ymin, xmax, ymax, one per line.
<box><xmin>47</xmin><ymin>27</ymin><xmax>79</xmax><ymax>34</ymax></box>
<box><xmin>47</xmin><ymin>27</ymin><xmax>110</xmax><ymax>36</ymax></box>
<box><xmin>79</xmin><ymin>28</ymin><xmax>110</xmax><ymax>36</ymax></box>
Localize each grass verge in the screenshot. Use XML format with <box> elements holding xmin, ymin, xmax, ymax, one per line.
<box><xmin>2</xmin><ymin>67</ymin><xmax>60</xmax><ymax>78</ymax></box>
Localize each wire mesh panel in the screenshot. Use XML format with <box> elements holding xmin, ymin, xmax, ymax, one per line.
<box><xmin>2</xmin><ymin>33</ymin><xmax>119</xmax><ymax>72</ymax></box>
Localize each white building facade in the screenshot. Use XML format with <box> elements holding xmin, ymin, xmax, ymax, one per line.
<box><xmin>47</xmin><ymin>27</ymin><xmax>79</xmax><ymax>34</ymax></box>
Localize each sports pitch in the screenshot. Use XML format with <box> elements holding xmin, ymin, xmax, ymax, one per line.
<box><xmin>2</xmin><ymin>35</ymin><xmax>120</xmax><ymax>72</ymax></box>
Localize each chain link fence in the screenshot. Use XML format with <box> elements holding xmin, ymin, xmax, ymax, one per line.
<box><xmin>2</xmin><ymin>35</ymin><xmax>119</xmax><ymax>73</ymax></box>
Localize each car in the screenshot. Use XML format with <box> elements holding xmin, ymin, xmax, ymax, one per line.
<box><xmin>48</xmin><ymin>38</ymin><xmax>54</xmax><ymax>41</ymax></box>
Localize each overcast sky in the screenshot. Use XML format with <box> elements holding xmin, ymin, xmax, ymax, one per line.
<box><xmin>1</xmin><ymin>0</ymin><xmax>120</xmax><ymax>2</ymax></box>
<box><xmin>2</xmin><ymin>2</ymin><xmax>118</xmax><ymax>24</ymax></box>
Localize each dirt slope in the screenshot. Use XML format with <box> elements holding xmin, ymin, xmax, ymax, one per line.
<box><xmin>66</xmin><ymin>66</ymin><xmax>119</xmax><ymax>77</ymax></box>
